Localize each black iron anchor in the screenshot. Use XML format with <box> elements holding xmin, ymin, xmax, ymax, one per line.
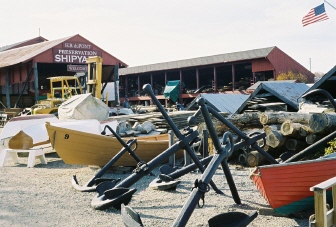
<box><xmin>121</xmin><ymin>133</ymin><xmax>252</xmax><ymax>227</ymax></box>
<box><xmin>72</xmin><ymin>125</ymin><xmax>143</xmax><ymax>192</ymax></box>
<box><xmin>91</xmin><ymin>84</ymin><xmax>224</xmax><ymax>210</ymax></box>
<box><xmin>121</xmin><ymin>97</ymin><xmax>259</xmax><ymax>226</ymax></box>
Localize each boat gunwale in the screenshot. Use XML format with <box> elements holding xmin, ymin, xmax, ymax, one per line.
<box><xmin>252</xmin><ymin>155</ymin><xmax>336</xmax><ymax>171</ymax></box>
<box><xmin>45</xmin><ymin>122</ymin><xmax>169</xmax><ymax>141</ymax></box>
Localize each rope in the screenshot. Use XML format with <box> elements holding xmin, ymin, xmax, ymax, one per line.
<box><xmin>249</xmin><ymin>168</ymin><xmax>261</xmax><ymax>177</ymax></box>
<box><xmin>132</xmin><ymin>161</ymin><xmax>149</xmax><ymax>174</ymax></box>
<box><xmin>192</xmin><ymin>179</ymin><xmax>210</xmax><ymax>208</ymax></box>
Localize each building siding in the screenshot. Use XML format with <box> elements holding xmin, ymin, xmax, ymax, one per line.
<box><xmin>267</xmin><ymin>47</ymin><xmax>314</xmax><ymax>82</ymax></box>
<box><xmin>252</xmin><ymin>59</ymin><xmax>274</xmax><ymax>72</ymax></box>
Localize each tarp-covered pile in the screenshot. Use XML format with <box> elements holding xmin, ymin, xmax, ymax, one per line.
<box><xmin>58</xmin><ymin>93</ymin><xmax>109</xmax><ymax>121</ymax></box>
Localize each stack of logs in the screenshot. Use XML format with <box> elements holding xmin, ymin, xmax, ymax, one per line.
<box><xmin>246</xmin><ymin>111</ymin><xmax>336</xmax><ymax>167</ymax></box>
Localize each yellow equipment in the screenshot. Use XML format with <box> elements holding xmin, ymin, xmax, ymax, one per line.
<box><xmin>31</xmin><ymin>56</ymin><xmax>107</xmax><ymax>115</ymax></box>
<box><xmin>31</xmin><ymin>76</ymin><xmax>83</xmax><ymax>115</ymax></box>
<box><xmin>86</xmin><ymin>56</ymin><xmax>102</xmax><ymax>99</ymax></box>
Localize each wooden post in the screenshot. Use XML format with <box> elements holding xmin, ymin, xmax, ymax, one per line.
<box><xmin>168</xmin><ymin>130</ymin><xmax>175</xmax><ymax>167</ymax></box>
<box><xmin>150</xmin><ymin>73</ymin><xmax>154</xmax><ymax>105</ymax></box>
<box><xmin>196</xmin><ymin>68</ymin><xmax>199</xmax><ymax>89</ymax></box>
<box><xmin>231</xmin><ymin>64</ymin><xmax>235</xmax><ymax>92</ymax></box>
<box><xmin>114</xmin><ymin>64</ymin><xmax>120</xmax><ymax>107</ymax></box>
<box><xmin>310</xmin><ymin>176</ymin><xmax>336</xmax><ymax>227</ymax></box>
<box><xmin>33</xmin><ymin>62</ymin><xmax>39</xmax><ymax>104</ymax></box>
<box><xmin>5</xmin><ymin>68</ymin><xmax>10</xmax><ymax>108</ymax></box>
<box><xmin>165</xmin><ymin>73</ymin><xmax>168</xmax><ymax>107</ymax></box>
<box><xmin>213</xmin><ymin>66</ymin><xmax>217</xmax><ymax>93</ymax></box>
<box><xmin>150</xmin><ymin>73</ymin><xmax>153</xmax><ymax>87</ymax></box>
<box><xmin>179</xmin><ymin>70</ymin><xmax>183</xmax><ymax>103</ymax></box>
<box><xmin>164</xmin><ymin>72</ymin><xmax>167</xmax><ymax>85</ymax></box>
<box><xmin>202</xmin><ymin>129</ymin><xmax>208</xmax><ymax>158</ymax></box>
<box><xmin>184</xmin><ymin>148</ymin><xmax>191</xmax><ymax>166</ymax></box>
<box><xmin>137</xmin><ymin>75</ymin><xmax>141</xmax><ymax>97</ymax></box>
<box><xmin>125</xmin><ymin>76</ymin><xmax>129</xmax><ymax>97</ymax></box>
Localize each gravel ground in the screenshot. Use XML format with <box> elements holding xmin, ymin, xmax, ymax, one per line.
<box><xmin>0</xmin><ymin>149</ymin><xmax>312</xmax><ymax>227</ymax></box>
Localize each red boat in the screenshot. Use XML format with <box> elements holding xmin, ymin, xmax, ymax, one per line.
<box><xmin>250</xmin><ymin>154</ymin><xmax>336</xmax><ymax>215</ymax></box>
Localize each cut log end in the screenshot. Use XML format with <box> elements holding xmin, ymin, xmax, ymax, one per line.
<box><xmin>246</xmin><ymin>151</ymin><xmax>265</xmax><ymax>167</ymax></box>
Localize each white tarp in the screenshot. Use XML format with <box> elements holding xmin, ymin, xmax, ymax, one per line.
<box><xmin>0</xmin><ymin>114</ymin><xmax>59</xmax><ymax>141</ymax></box>
<box><xmin>58</xmin><ymin>93</ymin><xmax>109</xmax><ymax>121</ymax></box>
<box><xmin>50</xmin><ymin>119</ymin><xmax>118</xmax><ymax>135</ymax></box>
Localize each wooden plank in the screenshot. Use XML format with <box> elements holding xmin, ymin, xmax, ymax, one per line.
<box><xmin>313</xmin><ymin>190</ymin><xmax>327</xmax><ymax>227</ymax></box>
<box><xmin>311</xmin><ymin>177</ymin><xmax>336</xmax><ymax>191</ymax></box>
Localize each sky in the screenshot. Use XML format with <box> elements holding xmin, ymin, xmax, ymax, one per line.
<box><xmin>1</xmin><ymin>0</ymin><xmax>336</xmax><ymax>74</ymax></box>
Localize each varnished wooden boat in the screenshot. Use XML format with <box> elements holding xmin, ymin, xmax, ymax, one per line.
<box><xmin>250</xmin><ymin>155</ymin><xmax>336</xmax><ymax>215</ymax></box>
<box><xmin>45</xmin><ymin>122</ymin><xmax>182</xmax><ymax>167</ymax></box>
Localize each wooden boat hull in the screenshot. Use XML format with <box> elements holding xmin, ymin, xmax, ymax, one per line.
<box><xmin>250</xmin><ymin>156</ymin><xmax>336</xmax><ymax>214</ymax></box>
<box><xmin>46</xmin><ymin>122</ymin><xmax>182</xmax><ymax>167</ymax></box>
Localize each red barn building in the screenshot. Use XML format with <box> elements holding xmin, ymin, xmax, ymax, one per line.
<box><xmin>119</xmin><ymin>46</ymin><xmax>314</xmax><ymax>106</ymax></box>
<box><xmin>0</xmin><ymin>34</ymin><xmax>127</xmax><ymax>108</ymax></box>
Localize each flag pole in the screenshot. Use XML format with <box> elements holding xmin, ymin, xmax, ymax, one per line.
<box><xmin>324</xmin><ymin>0</ymin><xmax>336</xmax><ymax>11</ymax></box>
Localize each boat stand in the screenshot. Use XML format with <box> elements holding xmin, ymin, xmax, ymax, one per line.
<box><xmin>91</xmin><ymin>84</ymin><xmax>224</xmax><ymax>210</ymax></box>
<box><xmin>72</xmin><ymin>125</ymin><xmax>143</xmax><ymax>192</ymax></box>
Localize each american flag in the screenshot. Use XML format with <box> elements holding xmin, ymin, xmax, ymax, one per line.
<box><xmin>302</xmin><ymin>3</ymin><xmax>329</xmax><ymax>27</ymax></box>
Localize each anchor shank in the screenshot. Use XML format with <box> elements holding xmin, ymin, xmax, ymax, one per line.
<box><xmin>172</xmin><ymin>144</ymin><xmax>233</xmax><ymax>227</ymax></box>
<box><xmin>85</xmin><ymin>139</ymin><xmax>137</xmax><ymax>187</ymax></box>
<box><xmin>143</xmin><ymin>84</ymin><xmax>184</xmax><ymax>140</ymax></box>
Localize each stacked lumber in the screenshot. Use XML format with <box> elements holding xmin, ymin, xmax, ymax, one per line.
<box><xmin>129</xmin><ymin>111</ymin><xmax>205</xmax><ymax>130</ymax></box>
<box><xmin>111</xmin><ymin>111</ymin><xmax>206</xmax><ymax>132</ymax></box>
<box><xmin>245</xmin><ymin>95</ymin><xmax>287</xmax><ymax>112</ymax></box>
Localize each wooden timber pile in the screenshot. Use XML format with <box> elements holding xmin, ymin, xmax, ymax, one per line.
<box><xmin>111</xmin><ymin>110</ymin><xmax>258</xmax><ymax>134</ymax></box>
<box><xmin>111</xmin><ymin>109</ymin><xmax>336</xmax><ymax>168</ymax></box>
<box><xmin>129</xmin><ymin>111</ymin><xmax>205</xmax><ymax>130</ymax></box>
<box><xmin>244</xmin><ymin>93</ymin><xmax>291</xmax><ymax>112</ymax></box>
<box><xmin>246</xmin><ymin>111</ymin><xmax>336</xmax><ymax>167</ymax></box>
